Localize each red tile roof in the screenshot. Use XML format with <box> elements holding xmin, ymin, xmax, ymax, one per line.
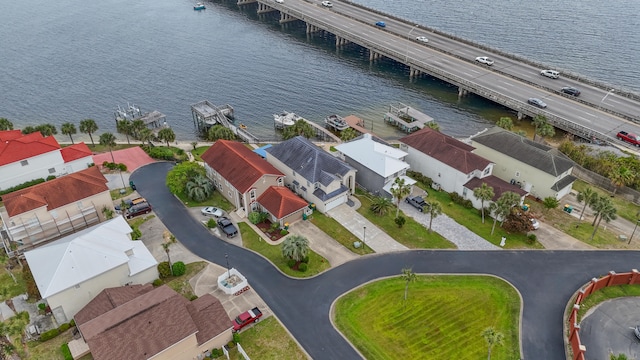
<box><xmin>0</xmin><ymin>131</ymin><xmax>61</xmax><ymax>166</ymax></box>
<box><xmin>77</xmin><ymin>285</ymin><xmax>231</xmax><ymax>360</ymax></box>
<box><xmin>400</xmin><ymin>128</ymin><xmax>492</xmax><ymax>173</ymax></box>
<box><xmin>257</xmin><ymin>186</ymin><xmax>308</xmax><ymax>219</ymax></box>
<box><xmin>60</xmin><ymin>142</ymin><xmax>92</xmax><ymax>163</ymax></box>
<box><xmin>201</xmin><ymin>140</ymin><xmax>283</xmax><ymax>193</ymax></box>
<box><xmin>2</xmin><ymin>166</ymin><xmax>108</xmax><ymax>217</ymax></box>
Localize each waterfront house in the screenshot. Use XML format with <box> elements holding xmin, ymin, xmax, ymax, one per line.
<box><xmin>256</xmin><ymin>186</ymin><xmax>310</xmax><ymax>227</ymax></box>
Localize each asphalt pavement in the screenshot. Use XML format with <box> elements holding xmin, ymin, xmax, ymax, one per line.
<box><xmin>131</xmin><ymin>162</ymin><xmax>640</xmax><ymax>360</ymax></box>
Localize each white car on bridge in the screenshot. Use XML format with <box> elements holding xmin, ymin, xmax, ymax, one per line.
<box><xmin>321</xmin><ymin>1</ymin><xmax>333</xmax><ymax>7</ymax></box>
<box><xmin>540</xmin><ymin>69</ymin><xmax>560</xmax><ymax>79</ymax></box>
<box><xmin>475</xmin><ymin>56</ymin><xmax>494</xmax><ymax>66</ymax></box>
<box><xmin>415</xmin><ymin>36</ymin><xmax>429</xmax><ymax>43</ymax></box>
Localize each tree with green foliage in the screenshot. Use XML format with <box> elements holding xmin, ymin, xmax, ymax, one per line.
<box><xmin>489</xmin><ymin>196</ymin><xmax>512</xmax><ymax>235</ymax></box>
<box><xmin>610</xmin><ymin>353</ymin><xmax>628</xmax><ymax>360</ymax></box>
<box><xmin>515</xmin><ymin>130</ymin><xmax>527</xmax><ymax>137</ymax></box>
<box><xmin>60</xmin><ymin>122</ymin><xmax>77</xmax><ymax>144</ymax></box>
<box><xmin>482</xmin><ymin>326</ymin><xmax>504</xmax><ymax>360</ymax></box>
<box><xmin>166</xmin><ymin>161</ymin><xmax>207</xmax><ymax>194</ymax></box>
<box><xmin>426</xmin><ymin>121</ymin><xmax>440</xmax><ymax>131</ymax></box>
<box><xmin>369</xmin><ymin>196</ymin><xmax>393</xmax><ymax>216</ymax></box>
<box><xmin>400</xmin><ymin>267</ymin><xmax>417</xmax><ymax>301</ymax></box>
<box><xmin>138</xmin><ymin>128</ymin><xmax>155</xmax><ymax>145</ymax></box>
<box><xmin>394</xmin><ymin>215</ymin><xmax>406</xmax><ymax>228</ymax></box>
<box><xmin>473</xmin><ymin>183</ymin><xmax>494</xmax><ymax>223</ymax></box>
<box><xmin>185</xmin><ymin>174</ymin><xmax>213</xmax><ymax>202</ymax></box>
<box><xmin>158</xmin><ymin>127</ymin><xmax>176</xmax><ymax>147</ymax></box>
<box><xmin>21</xmin><ymin>126</ymin><xmax>37</xmax><ymax>134</ymax></box>
<box><xmin>207</xmin><ymin>125</ymin><xmax>236</xmax><ymax>141</ymax></box>
<box><xmin>116</xmin><ymin>119</ymin><xmax>133</xmax><ymax>144</ymax></box>
<box><xmin>425</xmin><ymin>200</ymin><xmax>442</xmax><ymax>232</ymax></box>
<box><xmin>79</xmin><ymin>118</ymin><xmax>98</xmax><ymax>145</ymax></box>
<box><xmin>542</xmin><ymin>196</ymin><xmax>559</xmax><ymax>209</ymax></box>
<box><xmin>532</xmin><ymin>114</ymin><xmax>547</xmax><ymax>133</ymax></box>
<box><xmin>390</xmin><ymin>177</ymin><xmax>412</xmax><ymax>218</ymax></box>
<box><xmin>609</xmin><ymin>166</ymin><xmax>635</xmax><ymax>195</ymax></box>
<box><xmin>282</xmin><ymin>119</ymin><xmax>314</xmax><ymax>139</ymax></box>
<box><xmin>590</xmin><ymin>195</ymin><xmax>617</xmax><ymax>240</ymax></box>
<box><xmin>577</xmin><ymin>187</ymin><xmax>598</xmax><ymax>221</ymax></box>
<box><xmin>340</xmin><ymin>128</ymin><xmax>358</xmax><ymax>142</ymax></box>
<box><xmin>0</xmin><ymin>118</ymin><xmax>13</xmax><ymax>130</ymax></box>
<box><xmin>99</xmin><ymin>132</ymin><xmax>116</xmax><ymax>150</ymax></box>
<box><xmin>281</xmin><ymin>235</ymin><xmax>309</xmax><ymax>264</ymax></box>
<box><xmin>190</xmin><ymin>141</ymin><xmax>198</xmax><ymax>150</ymax></box>
<box><xmin>35</xmin><ymin>123</ymin><xmax>57</xmax><ymax>137</ymax></box>
<box><xmin>496</xmin><ymin>117</ymin><xmax>513</xmax><ymax>130</ymax></box>
<box><xmin>536</xmin><ymin>123</ymin><xmax>555</xmax><ymax>142</ymax></box>
<box><xmin>162</xmin><ymin>231</ymin><xmax>177</xmax><ymax>275</ymax></box>
<box><xmin>130</xmin><ymin>119</ymin><xmax>146</xmax><ymax>140</ymax></box>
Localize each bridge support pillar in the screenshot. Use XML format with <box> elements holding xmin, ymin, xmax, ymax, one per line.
<box><xmin>369</xmin><ymin>49</ymin><xmax>381</xmax><ymax>62</ymax></box>
<box><xmin>335</xmin><ymin>36</ymin><xmax>349</xmax><ymax>48</ymax></box>
<box><xmin>517</xmin><ymin>111</ymin><xmax>524</xmax><ymax>120</ymax></box>
<box><xmin>409</xmin><ymin>67</ymin><xmax>421</xmax><ymax>80</ymax></box>
<box><xmin>458</xmin><ymin>87</ymin><xmax>469</xmax><ymax>98</ymax></box>
<box><xmin>279</xmin><ymin>12</ymin><xmax>297</xmax><ymax>24</ymax></box>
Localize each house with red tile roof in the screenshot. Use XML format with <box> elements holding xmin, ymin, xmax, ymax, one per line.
<box><xmin>257</xmin><ymin>186</ymin><xmax>310</xmax><ymax>226</ymax></box>
<box><xmin>399</xmin><ymin>128</ymin><xmax>526</xmax><ymax>209</ymax></box>
<box><xmin>201</xmin><ymin>140</ymin><xmax>285</xmax><ymax>217</ymax></box>
<box><xmin>0</xmin><ymin>166</ymin><xmax>113</xmax><ymax>248</ymax></box>
<box><xmin>70</xmin><ymin>284</ymin><xmax>232</xmax><ymax>360</ymax></box>
<box><xmin>0</xmin><ymin>130</ymin><xmax>93</xmax><ymax>191</ymax></box>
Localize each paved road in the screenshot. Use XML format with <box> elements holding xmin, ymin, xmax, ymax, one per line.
<box><xmin>133</xmin><ymin>162</ymin><xmax>640</xmax><ymax>359</ymax></box>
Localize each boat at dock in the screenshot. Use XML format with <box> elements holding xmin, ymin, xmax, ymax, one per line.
<box><xmin>324</xmin><ymin>114</ymin><xmax>349</xmax><ymax>131</ymax></box>
<box><xmin>194</xmin><ymin>3</ymin><xmax>206</xmax><ymax>10</ymax></box>
<box><xmin>273</xmin><ymin>111</ymin><xmax>301</xmax><ymax>129</ymax></box>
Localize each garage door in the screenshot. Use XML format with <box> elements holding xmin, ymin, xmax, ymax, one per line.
<box><xmin>324</xmin><ymin>194</ymin><xmax>347</xmax><ymax>212</ymax></box>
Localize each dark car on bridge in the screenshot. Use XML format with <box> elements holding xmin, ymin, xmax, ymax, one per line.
<box><xmin>375</xmin><ymin>21</ymin><xmax>386</xmax><ymax>28</ymax></box>
<box><xmin>561</xmin><ymin>86</ymin><xmax>581</xmax><ymax>97</ymax></box>
<box><xmin>528</xmin><ymin>98</ymin><xmax>547</xmax><ymax>109</ymax></box>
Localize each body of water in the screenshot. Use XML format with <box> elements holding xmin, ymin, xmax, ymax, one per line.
<box><xmin>1</xmin><ymin>0</ymin><xmax>637</xmax><ymax>141</ymax></box>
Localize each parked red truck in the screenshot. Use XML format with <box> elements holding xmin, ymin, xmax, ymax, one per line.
<box><xmin>617</xmin><ymin>131</ymin><xmax>640</xmax><ymax>146</ymax></box>
<box><xmin>232</xmin><ymin>307</ymin><xmax>262</xmax><ymax>332</ymax></box>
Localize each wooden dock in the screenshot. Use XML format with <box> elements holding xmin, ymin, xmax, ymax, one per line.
<box><xmin>301</xmin><ymin>118</ymin><xmax>341</xmax><ymax>142</ymax></box>
<box><xmin>384</xmin><ymin>102</ymin><xmax>434</xmax><ymax>133</ymax></box>
<box><xmin>344</xmin><ymin>115</ymin><xmax>371</xmax><ymax>135</ymax></box>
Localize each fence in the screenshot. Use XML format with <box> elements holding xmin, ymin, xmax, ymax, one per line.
<box><xmin>571</xmin><ymin>165</ymin><xmax>640</xmax><ymax>204</ymax></box>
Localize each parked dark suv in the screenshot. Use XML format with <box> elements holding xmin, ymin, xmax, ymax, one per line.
<box><xmin>125</xmin><ymin>202</ymin><xmax>152</xmax><ymax>219</ymax></box>
<box><xmin>560</xmin><ymin>86</ymin><xmax>581</xmax><ymax>97</ymax></box>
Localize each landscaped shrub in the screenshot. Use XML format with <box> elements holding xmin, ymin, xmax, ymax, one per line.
<box><xmin>287</xmin><ymin>259</ymin><xmax>296</xmax><ymax>268</ymax></box>
<box><xmin>407</xmin><ymin>170</ymin><xmax>433</xmax><ymax>187</ymax></box>
<box><xmin>38</xmin><ymin>303</ymin><xmax>46</xmax><ymax>312</ymax></box>
<box><xmin>448</xmin><ymin>192</ymin><xmax>474</xmax><ymax>209</ymax></box>
<box><xmin>158</xmin><ymin>262</ymin><xmax>172</xmax><ymax>279</ymax></box>
<box><xmin>526</xmin><ymin>233</ymin><xmax>537</xmax><ymax>244</ymax></box>
<box><xmin>394</xmin><ymin>215</ymin><xmax>406</xmax><ymax>228</ymax></box>
<box><xmin>190</xmin><ymin>294</ymin><xmax>198</xmax><ymax>301</ymax></box>
<box><xmin>148</xmin><ymin>147</ymin><xmax>175</xmax><ymax>160</ymax></box>
<box><xmin>248</xmin><ymin>211</ymin><xmax>264</xmax><ymax>224</ymax></box>
<box><xmin>207</xmin><ymin>218</ymin><xmax>217</xmax><ymax>228</ymax></box>
<box><xmin>58</xmin><ymin>323</ymin><xmax>70</xmax><ymax>332</ymax></box>
<box><xmin>0</xmin><ymin>178</ymin><xmax>46</xmax><ymax>196</ymax></box>
<box><xmin>61</xmin><ymin>343</ymin><xmax>73</xmax><ymax>360</ymax></box>
<box><xmin>152</xmin><ymin>278</ymin><xmax>163</xmax><ymax>287</ymax></box>
<box><xmin>39</xmin><ymin>328</ymin><xmax>60</xmax><ymax>342</ymax></box>
<box><xmin>542</xmin><ymin>196</ymin><xmax>560</xmax><ymax>209</ymax></box>
<box><xmin>130</xmin><ymin>226</ymin><xmax>142</xmax><ymax>240</ymax></box>
<box><xmin>210</xmin><ymin>348</ymin><xmax>222</xmax><ymax>358</ymax></box>
<box><xmin>118</xmin><ymin>163</ymin><xmax>127</xmax><ymax>171</ymax></box>
<box><xmin>46</xmin><ymin>175</ymin><xmax>56</xmax><ymax>181</ymax></box>
<box><xmin>280</xmin><ymin>229</ymin><xmax>288</xmax><ymax>236</ymax></box>
<box><xmin>226</xmin><ymin>341</ymin><xmax>236</xmax><ymax>349</ymax></box>
<box><xmin>172</xmin><ymin>261</ymin><xmax>186</xmax><ymax>276</ymax></box>
<box><xmin>69</xmin><ymin>319</ymin><xmax>75</xmax><ymax>327</ymax></box>
<box><xmin>301</xmin><ymin>255</ymin><xmax>309</xmax><ymax>264</ymax></box>
<box><xmin>233</xmin><ymin>332</ymin><xmax>240</xmax><ymax>344</ymax></box>
<box><xmin>298</xmin><ymin>263</ymin><xmax>308</xmax><ymax>272</ymax></box>
<box><xmin>269</xmin><ymin>222</ymin><xmax>280</xmax><ymax>232</ymax></box>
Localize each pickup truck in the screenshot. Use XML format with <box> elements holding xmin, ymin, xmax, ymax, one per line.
<box><xmin>217</xmin><ymin>217</ymin><xmax>238</xmax><ymax>238</ymax></box>
<box><xmin>405</xmin><ymin>196</ymin><xmax>428</xmax><ymax>212</ymax></box>
<box><xmin>617</xmin><ymin>131</ymin><xmax>640</xmax><ymax>146</ymax></box>
<box><xmin>232</xmin><ymin>307</ymin><xmax>262</xmax><ymax>332</ymax></box>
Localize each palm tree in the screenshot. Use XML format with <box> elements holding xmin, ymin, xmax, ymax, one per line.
<box><xmin>282</xmin><ymin>120</ymin><xmax>314</xmax><ymax>139</ymax></box>
<box><xmin>0</xmin><ymin>118</ymin><xmax>13</xmax><ymax>130</ymax></box>
<box><xmin>116</xmin><ymin>119</ymin><xmax>133</xmax><ymax>144</ymax></box>
<box><xmin>35</xmin><ymin>123</ymin><xmax>57</xmax><ymax>137</ymax></box>
<box><xmin>139</xmin><ymin>128</ymin><xmax>154</xmax><ymax>146</ymax></box>
<box><xmin>473</xmin><ymin>183</ymin><xmax>495</xmax><ymax>223</ymax></box>
<box><xmin>590</xmin><ymin>196</ymin><xmax>617</xmax><ymax>240</ymax></box>
<box><xmin>589</xmin><ymin>194</ymin><xmax>607</xmax><ymax>227</ymax></box>
<box><xmin>281</xmin><ymin>235</ymin><xmax>309</xmax><ymax>264</ymax></box>
<box><xmin>425</xmin><ymin>201</ymin><xmax>442</xmax><ymax>232</ymax></box>
<box><xmin>482</xmin><ymin>327</ymin><xmax>504</xmax><ymax>360</ymax></box>
<box><xmin>161</xmin><ymin>231</ymin><xmax>177</xmax><ymax>276</ymax></box>
<box><xmin>158</xmin><ymin>127</ymin><xmax>176</xmax><ymax>147</ymax></box>
<box><xmin>130</xmin><ymin>119</ymin><xmax>146</xmax><ymax>140</ymax></box>
<box><xmin>369</xmin><ymin>196</ymin><xmax>393</xmax><ymax>216</ymax></box>
<box><xmin>340</xmin><ymin>128</ymin><xmax>358</xmax><ymax>142</ymax></box>
<box><xmin>576</xmin><ymin>187</ymin><xmax>597</xmax><ymax>221</ymax></box>
<box><xmin>60</xmin><ymin>122</ymin><xmax>77</xmax><ymax>144</ymax></box>
<box><xmin>207</xmin><ymin>125</ymin><xmax>236</xmax><ymax>141</ymax></box>
<box><xmin>400</xmin><ymin>267</ymin><xmax>417</xmax><ymax>301</ymax></box>
<box><xmin>99</xmin><ymin>132</ymin><xmax>117</xmax><ymax>166</ymax></box>
<box><xmin>609</xmin><ymin>166</ymin><xmax>635</xmax><ymax>195</ymax></box>
<box><xmin>496</xmin><ymin>117</ymin><xmax>513</xmax><ymax>130</ymax></box>
<box><xmin>498</xmin><ymin>191</ymin><xmax>521</xmax><ymax>210</ymax></box>
<box><xmin>536</xmin><ymin>123</ymin><xmax>555</xmax><ymax>142</ymax></box>
<box><xmin>390</xmin><ymin>177</ymin><xmax>412</xmax><ymax>218</ymax></box>
<box><xmin>532</xmin><ymin>114</ymin><xmax>547</xmax><ymax>133</ymax></box>
<box><xmin>185</xmin><ymin>175</ymin><xmax>213</xmax><ymax>202</ymax></box>
<box><xmin>79</xmin><ymin>118</ymin><xmax>99</xmax><ymax>145</ymax></box>
<box><xmin>489</xmin><ymin>200</ymin><xmax>510</xmax><ymax>235</ymax></box>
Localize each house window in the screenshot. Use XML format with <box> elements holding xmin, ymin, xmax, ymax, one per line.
<box><xmin>483</xmin><ymin>168</ymin><xmax>490</xmax><ymax>176</ymax></box>
<box><xmin>48</xmin><ymin>168</ymin><xmax>56</xmax><ymax>174</ymax></box>
<box><xmin>250</xmin><ymin>189</ymin><xmax>256</xmax><ymax>200</ymax></box>
<box><xmin>228</xmin><ymin>191</ymin><xmax>232</xmax><ymax>198</ymax></box>
<box><xmin>218</xmin><ymin>183</ymin><xmax>222</xmax><ymax>190</ymax></box>
<box><xmin>278</xmin><ymin>177</ymin><xmax>283</xmax><ymax>185</ymax></box>
<box><xmin>20</xmin><ymin>160</ymin><xmax>28</xmax><ymax>166</ymax></box>
<box><xmin>225</xmin><ymin>180</ymin><xmax>229</xmax><ymax>186</ymax></box>
<box><xmin>314</xmin><ymin>183</ymin><xmax>319</xmax><ymax>190</ymax></box>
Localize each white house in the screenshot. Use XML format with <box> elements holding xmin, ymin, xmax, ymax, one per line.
<box><xmin>24</xmin><ymin>216</ymin><xmax>158</xmax><ymax>324</ymax></box>
<box><xmin>0</xmin><ymin>130</ymin><xmax>93</xmax><ymax>191</ymax></box>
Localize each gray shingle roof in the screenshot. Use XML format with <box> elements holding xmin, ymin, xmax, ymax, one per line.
<box><xmin>472</xmin><ymin>127</ymin><xmax>575</xmax><ymax>176</ymax></box>
<box><xmin>266</xmin><ymin>136</ymin><xmax>354</xmax><ymax>186</ymax></box>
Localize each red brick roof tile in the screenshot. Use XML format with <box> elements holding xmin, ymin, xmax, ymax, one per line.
<box><xmin>2</xmin><ymin>166</ymin><xmax>108</xmax><ymax>217</ymax></box>
<box><xmin>201</xmin><ymin>140</ymin><xmax>283</xmax><ymax>193</ymax></box>
<box><xmin>257</xmin><ymin>186</ymin><xmax>308</xmax><ymax>219</ymax></box>
<box><xmin>0</xmin><ymin>131</ymin><xmax>61</xmax><ymax>166</ymax></box>
<box><xmin>60</xmin><ymin>142</ymin><xmax>92</xmax><ymax>163</ymax></box>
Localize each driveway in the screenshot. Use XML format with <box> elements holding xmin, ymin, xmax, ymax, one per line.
<box><xmin>131</xmin><ymin>162</ymin><xmax>640</xmax><ymax>360</ymax></box>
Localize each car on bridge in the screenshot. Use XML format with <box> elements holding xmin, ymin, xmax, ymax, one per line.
<box><xmin>528</xmin><ymin>98</ymin><xmax>547</xmax><ymax>109</ymax></box>
<box><xmin>375</xmin><ymin>21</ymin><xmax>386</xmax><ymax>28</ymax></box>
<box><xmin>617</xmin><ymin>131</ymin><xmax>640</xmax><ymax>146</ymax></box>
<box><xmin>415</xmin><ymin>36</ymin><xmax>429</xmax><ymax>43</ymax></box>
<box><xmin>321</xmin><ymin>1</ymin><xmax>333</xmax><ymax>7</ymax></box>
<box><xmin>540</xmin><ymin>69</ymin><xmax>560</xmax><ymax>79</ymax></box>
<box><xmin>561</xmin><ymin>86</ymin><xmax>581</xmax><ymax>97</ymax></box>
<box><xmin>475</xmin><ymin>56</ymin><xmax>494</xmax><ymax>66</ymax></box>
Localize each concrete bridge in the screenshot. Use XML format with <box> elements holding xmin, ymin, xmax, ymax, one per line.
<box><xmin>229</xmin><ymin>0</ymin><xmax>640</xmax><ymax>148</ymax></box>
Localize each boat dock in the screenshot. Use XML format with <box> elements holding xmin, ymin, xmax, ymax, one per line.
<box><xmin>343</xmin><ymin>115</ymin><xmax>371</xmax><ymax>136</ymax></box>
<box><xmin>383</xmin><ymin>102</ymin><xmax>434</xmax><ymax>133</ymax></box>
<box><xmin>114</xmin><ymin>104</ymin><xmax>167</xmax><ymax>130</ymax></box>
<box><xmin>301</xmin><ymin>118</ymin><xmax>341</xmax><ymax>142</ymax></box>
<box><xmin>191</xmin><ymin>100</ymin><xmax>259</xmax><ymax>143</ymax></box>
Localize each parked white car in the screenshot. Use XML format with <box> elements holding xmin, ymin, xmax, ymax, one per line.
<box><xmin>475</xmin><ymin>56</ymin><xmax>494</xmax><ymax>66</ymax></box>
<box><xmin>540</xmin><ymin>69</ymin><xmax>559</xmax><ymax>79</ymax></box>
<box><xmin>201</xmin><ymin>206</ymin><xmax>224</xmax><ymax>217</ymax></box>
<box><xmin>531</xmin><ymin>218</ymin><xmax>540</xmax><ymax>230</ymax></box>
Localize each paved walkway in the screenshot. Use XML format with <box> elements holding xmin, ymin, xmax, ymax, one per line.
<box><xmin>288</xmin><ymin>220</ymin><xmax>358</xmax><ymax>267</ymax></box>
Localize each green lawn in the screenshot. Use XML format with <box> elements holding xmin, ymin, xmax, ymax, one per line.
<box><xmin>235</xmin><ymin>317</ymin><xmax>309</xmax><ymax>359</ymax></box>
<box><xmin>355</xmin><ymin>193</ymin><xmax>455</xmax><ymax>249</ymax></box>
<box><xmin>572</xmin><ymin>180</ymin><xmax>640</xmax><ymax>223</ymax></box>
<box><xmin>308</xmin><ymin>212</ymin><xmax>374</xmax><ymax>255</ymax></box>
<box><xmin>334</xmin><ymin>275</ymin><xmax>521</xmax><ymax>360</ymax></box>
<box><xmin>176</xmin><ymin>190</ymin><xmax>234</xmax><ymax>211</ymax></box>
<box><xmin>161</xmin><ymin>262</ymin><xmax>207</xmax><ymax>299</ymax></box>
<box><xmin>191</xmin><ymin>145</ymin><xmax>210</xmax><ymax>162</ymax></box>
<box><xmin>555</xmin><ymin>218</ymin><xmax>630</xmax><ymax>248</ymax></box>
<box><xmin>239</xmin><ymin>223</ymin><xmax>330</xmax><ymax>277</ymax></box>
<box><xmin>576</xmin><ymin>284</ymin><xmax>640</xmax><ymax>322</ymax></box>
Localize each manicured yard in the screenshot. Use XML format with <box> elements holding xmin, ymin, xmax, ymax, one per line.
<box><xmin>308</xmin><ymin>212</ymin><xmax>374</xmax><ymax>255</ymax></box>
<box><xmin>191</xmin><ymin>145</ymin><xmax>211</xmax><ymax>162</ymax></box>
<box><xmin>334</xmin><ymin>275</ymin><xmax>520</xmax><ymax>360</ymax></box>
<box><xmin>355</xmin><ymin>193</ymin><xmax>455</xmax><ymax>249</ymax></box>
<box><xmin>576</xmin><ymin>284</ymin><xmax>640</xmax><ymax>322</ymax></box>
<box><xmin>239</xmin><ymin>223</ymin><xmax>330</xmax><ymax>277</ymax></box>
<box><xmin>572</xmin><ymin>180</ymin><xmax>640</xmax><ymax>223</ymax></box>
<box><xmin>235</xmin><ymin>316</ymin><xmax>308</xmax><ymax>359</ymax></box>
<box><xmin>176</xmin><ymin>190</ymin><xmax>234</xmax><ymax>211</ymax></box>
<box><xmin>162</xmin><ymin>261</ymin><xmax>207</xmax><ymax>299</ymax></box>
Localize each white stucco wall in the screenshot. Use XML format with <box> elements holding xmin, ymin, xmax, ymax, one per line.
<box><xmin>0</xmin><ymin>151</ymin><xmax>65</xmax><ymax>190</ymax></box>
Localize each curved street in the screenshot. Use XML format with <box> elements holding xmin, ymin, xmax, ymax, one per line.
<box><xmin>133</xmin><ymin>162</ymin><xmax>639</xmax><ymax>359</ymax></box>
